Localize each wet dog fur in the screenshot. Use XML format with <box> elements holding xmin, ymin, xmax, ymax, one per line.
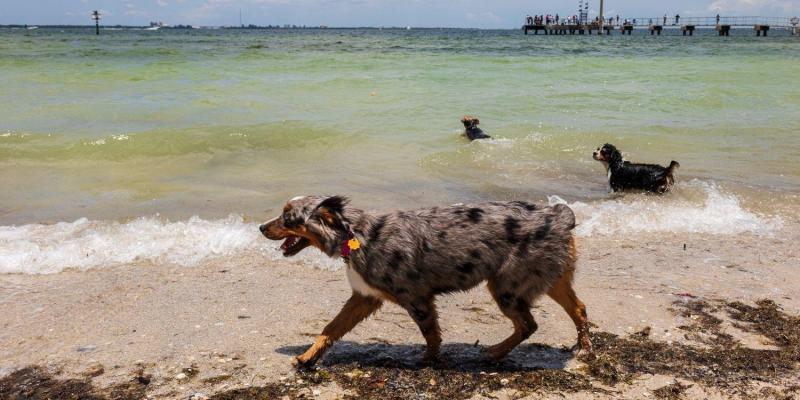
<box><xmin>593</xmin><ymin>143</ymin><xmax>679</xmax><ymax>193</ymax></box>
<box><xmin>461</xmin><ymin>115</ymin><xmax>491</xmax><ymax>140</ymax></box>
<box><xmin>260</xmin><ymin>196</ymin><xmax>592</xmax><ymax>367</ymax></box>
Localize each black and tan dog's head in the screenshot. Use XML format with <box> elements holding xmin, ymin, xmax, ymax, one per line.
<box><xmin>259</xmin><ymin>195</ymin><xmax>350</xmax><ymax>258</ymax></box>
<box><xmin>592</xmin><ymin>143</ymin><xmax>623</xmax><ymax>164</ymax></box>
<box><xmin>461</xmin><ymin>115</ymin><xmax>480</xmax><ymax>129</ymax></box>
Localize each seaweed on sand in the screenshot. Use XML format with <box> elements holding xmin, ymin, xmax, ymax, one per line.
<box><xmin>582</xmin><ymin>298</ymin><xmax>800</xmax><ymax>396</ymax></box>
<box><xmin>2</xmin><ymin>299</ymin><xmax>799</xmax><ymax>400</ymax></box>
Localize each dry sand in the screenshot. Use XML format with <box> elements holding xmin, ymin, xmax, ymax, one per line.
<box><xmin>1</xmin><ymin>223</ymin><xmax>799</xmax><ymax>399</ymax></box>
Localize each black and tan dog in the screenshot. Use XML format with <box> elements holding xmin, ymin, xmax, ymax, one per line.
<box><xmin>461</xmin><ymin>115</ymin><xmax>491</xmax><ymax>140</ymax></box>
<box><xmin>593</xmin><ymin>143</ymin><xmax>680</xmax><ymax>193</ymax></box>
<box><xmin>260</xmin><ymin>196</ymin><xmax>592</xmax><ymax>367</ymax></box>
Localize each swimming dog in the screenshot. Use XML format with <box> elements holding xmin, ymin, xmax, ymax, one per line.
<box><xmin>592</xmin><ymin>143</ymin><xmax>679</xmax><ymax>193</ymax></box>
<box><xmin>260</xmin><ymin>196</ymin><xmax>591</xmax><ymax>367</ymax></box>
<box><xmin>461</xmin><ymin>115</ymin><xmax>491</xmax><ymax>140</ymax></box>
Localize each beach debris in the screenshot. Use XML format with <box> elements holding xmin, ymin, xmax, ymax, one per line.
<box><xmin>181</xmin><ymin>364</ymin><xmax>199</xmax><ymax>379</ymax></box>
<box><xmin>652</xmin><ymin>380</ymin><xmax>692</xmax><ymax>399</ymax></box>
<box><xmin>633</xmin><ymin>326</ymin><xmax>652</xmax><ymax>338</ymax></box>
<box><xmin>175</xmin><ymin>372</ymin><xmax>188</xmax><ymax>381</ymax></box>
<box><xmin>190</xmin><ymin>393</ymin><xmax>210</xmax><ymax>400</ymax></box>
<box><xmin>76</xmin><ymin>345</ymin><xmax>97</xmax><ymax>353</ymax></box>
<box><xmin>135</xmin><ymin>372</ymin><xmax>151</xmax><ymax>386</ymax></box>
<box><xmin>81</xmin><ymin>362</ymin><xmax>105</xmax><ymax>378</ymax></box>
<box><xmin>201</xmin><ymin>372</ymin><xmax>233</xmax><ymax>385</ymax></box>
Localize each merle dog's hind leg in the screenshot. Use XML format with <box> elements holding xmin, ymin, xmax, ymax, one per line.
<box><xmin>400</xmin><ymin>297</ymin><xmax>442</xmax><ymax>363</ymax></box>
<box><xmin>484</xmin><ymin>280</ymin><xmax>538</xmax><ymax>361</ymax></box>
<box><xmin>546</xmin><ymin>238</ymin><xmax>592</xmax><ymax>356</ymax></box>
<box><xmin>547</xmin><ymin>272</ymin><xmax>592</xmax><ymax>356</ymax></box>
<box><xmin>294</xmin><ymin>293</ymin><xmax>382</xmax><ymax>368</ymax></box>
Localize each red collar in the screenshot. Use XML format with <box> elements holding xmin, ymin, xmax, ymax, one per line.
<box><xmin>340</xmin><ymin>231</ymin><xmax>355</xmax><ymax>258</ymax></box>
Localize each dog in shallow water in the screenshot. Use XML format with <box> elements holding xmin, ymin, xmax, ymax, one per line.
<box><xmin>461</xmin><ymin>115</ymin><xmax>491</xmax><ymax>140</ymax></box>
<box><xmin>260</xmin><ymin>196</ymin><xmax>592</xmax><ymax>367</ymax></box>
<box><xmin>592</xmin><ymin>143</ymin><xmax>680</xmax><ymax>193</ymax></box>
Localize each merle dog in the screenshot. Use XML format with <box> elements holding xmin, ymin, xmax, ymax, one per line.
<box><xmin>593</xmin><ymin>143</ymin><xmax>680</xmax><ymax>193</ymax></box>
<box><xmin>260</xmin><ymin>196</ymin><xmax>592</xmax><ymax>367</ymax></box>
<box><xmin>461</xmin><ymin>115</ymin><xmax>491</xmax><ymax>140</ymax></box>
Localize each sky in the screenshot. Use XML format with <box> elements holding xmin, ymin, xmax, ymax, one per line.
<box><xmin>1</xmin><ymin>0</ymin><xmax>798</xmax><ymax>28</ymax></box>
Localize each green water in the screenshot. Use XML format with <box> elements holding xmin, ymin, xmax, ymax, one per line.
<box><xmin>1</xmin><ymin>28</ymin><xmax>799</xmax><ymax>224</ymax></box>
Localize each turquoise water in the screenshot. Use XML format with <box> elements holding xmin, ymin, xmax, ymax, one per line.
<box><xmin>0</xmin><ymin>28</ymin><xmax>798</xmax><ymax>252</ymax></box>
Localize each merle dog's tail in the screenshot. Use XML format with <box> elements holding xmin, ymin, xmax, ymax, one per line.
<box><xmin>552</xmin><ymin>204</ymin><xmax>576</xmax><ymax>231</ymax></box>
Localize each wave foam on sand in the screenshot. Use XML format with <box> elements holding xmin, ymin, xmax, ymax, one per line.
<box><xmin>550</xmin><ymin>180</ymin><xmax>783</xmax><ymax>237</ymax></box>
<box><xmin>0</xmin><ymin>215</ymin><xmax>339</xmax><ymax>275</ymax></box>
<box><xmin>0</xmin><ymin>181</ymin><xmax>783</xmax><ymax>275</ymax></box>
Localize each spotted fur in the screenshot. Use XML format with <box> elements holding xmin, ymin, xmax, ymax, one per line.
<box><xmin>260</xmin><ymin>196</ymin><xmax>591</xmax><ymax>366</ymax></box>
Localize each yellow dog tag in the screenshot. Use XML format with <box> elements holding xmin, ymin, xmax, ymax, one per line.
<box><xmin>348</xmin><ymin>238</ymin><xmax>361</xmax><ymax>251</ymax></box>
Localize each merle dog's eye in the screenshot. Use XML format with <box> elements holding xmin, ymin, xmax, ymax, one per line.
<box><xmin>282</xmin><ymin>214</ymin><xmax>291</xmax><ymax>225</ymax></box>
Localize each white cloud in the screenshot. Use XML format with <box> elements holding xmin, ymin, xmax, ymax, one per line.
<box><xmin>708</xmin><ymin>0</ymin><xmax>799</xmax><ymax>14</ymax></box>
<box><xmin>157</xmin><ymin>0</ymin><xmax>169</xmax><ymax>6</ymax></box>
<box><xmin>465</xmin><ymin>11</ymin><xmax>502</xmax><ymax>23</ymax></box>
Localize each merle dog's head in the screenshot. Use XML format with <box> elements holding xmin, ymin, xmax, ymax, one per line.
<box><xmin>461</xmin><ymin>115</ymin><xmax>480</xmax><ymax>129</ymax></box>
<box><xmin>593</xmin><ymin>143</ymin><xmax>623</xmax><ymax>164</ymax></box>
<box><xmin>259</xmin><ymin>195</ymin><xmax>351</xmax><ymax>258</ymax></box>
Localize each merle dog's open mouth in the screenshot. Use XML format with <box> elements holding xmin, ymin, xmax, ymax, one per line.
<box><xmin>280</xmin><ymin>235</ymin><xmax>310</xmax><ymax>256</ymax></box>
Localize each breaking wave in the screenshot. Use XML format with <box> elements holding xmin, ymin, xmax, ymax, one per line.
<box><xmin>0</xmin><ymin>215</ymin><xmax>340</xmax><ymax>274</ymax></box>
<box><xmin>0</xmin><ymin>181</ymin><xmax>785</xmax><ymax>275</ymax></box>
<box><xmin>550</xmin><ymin>180</ymin><xmax>783</xmax><ymax>237</ymax></box>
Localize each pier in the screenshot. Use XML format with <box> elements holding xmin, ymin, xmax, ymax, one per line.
<box><xmin>523</xmin><ymin>16</ymin><xmax>799</xmax><ymax>36</ymax></box>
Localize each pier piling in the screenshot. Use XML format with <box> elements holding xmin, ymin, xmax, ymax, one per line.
<box><xmin>649</xmin><ymin>25</ymin><xmax>663</xmax><ymax>35</ymax></box>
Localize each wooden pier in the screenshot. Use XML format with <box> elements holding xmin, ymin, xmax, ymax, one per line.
<box><xmin>523</xmin><ymin>22</ymin><xmax>604</xmax><ymax>35</ymax></box>
<box><xmin>523</xmin><ymin>16</ymin><xmax>797</xmax><ymax>36</ymax></box>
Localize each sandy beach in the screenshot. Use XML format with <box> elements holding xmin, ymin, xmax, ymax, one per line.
<box><xmin>2</xmin><ymin>25</ymin><xmax>799</xmax><ymax>400</ymax></box>
<box><xmin>2</xmin><ymin>220</ymin><xmax>799</xmax><ymax>399</ymax></box>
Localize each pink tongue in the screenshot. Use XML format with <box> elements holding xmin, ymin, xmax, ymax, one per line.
<box><xmin>281</xmin><ymin>237</ymin><xmax>297</xmax><ymax>251</ymax></box>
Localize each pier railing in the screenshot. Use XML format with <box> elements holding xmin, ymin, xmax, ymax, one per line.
<box><xmin>610</xmin><ymin>16</ymin><xmax>795</xmax><ymax>28</ymax></box>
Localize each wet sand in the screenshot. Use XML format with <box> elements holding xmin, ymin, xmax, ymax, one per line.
<box><xmin>1</xmin><ymin>225</ymin><xmax>799</xmax><ymax>399</ymax></box>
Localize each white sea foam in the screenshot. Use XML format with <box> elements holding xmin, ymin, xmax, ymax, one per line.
<box><xmin>0</xmin><ymin>215</ymin><xmax>340</xmax><ymax>275</ymax></box>
<box><xmin>0</xmin><ymin>181</ymin><xmax>784</xmax><ymax>275</ymax></box>
<box><xmin>549</xmin><ymin>181</ymin><xmax>783</xmax><ymax>237</ymax></box>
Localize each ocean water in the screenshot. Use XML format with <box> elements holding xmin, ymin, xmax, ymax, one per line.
<box><xmin>1</xmin><ymin>28</ymin><xmax>798</xmax><ymax>273</ymax></box>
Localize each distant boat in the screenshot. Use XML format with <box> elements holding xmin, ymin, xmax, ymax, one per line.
<box><xmin>27</xmin><ymin>26</ymin><xmax>38</xmax><ymax>30</ymax></box>
<box><xmin>145</xmin><ymin>26</ymin><xmax>160</xmax><ymax>31</ymax></box>
<box><xmin>406</xmin><ymin>26</ymin><xmax>411</xmax><ymax>30</ymax></box>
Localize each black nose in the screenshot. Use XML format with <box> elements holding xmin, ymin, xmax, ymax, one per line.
<box><xmin>259</xmin><ymin>224</ymin><xmax>267</xmax><ymax>233</ymax></box>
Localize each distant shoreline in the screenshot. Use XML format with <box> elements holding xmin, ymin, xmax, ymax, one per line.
<box><xmin>1</xmin><ymin>24</ymin><xmax>492</xmax><ymax>30</ymax></box>
<box><xmin>2</xmin><ymin>24</ymin><xmax>795</xmax><ymax>33</ymax></box>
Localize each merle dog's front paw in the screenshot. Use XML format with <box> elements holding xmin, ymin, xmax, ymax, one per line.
<box><xmin>292</xmin><ymin>354</ymin><xmax>318</xmax><ymax>369</ymax></box>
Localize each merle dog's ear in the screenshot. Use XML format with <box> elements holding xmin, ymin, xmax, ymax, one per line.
<box><xmin>315</xmin><ymin>196</ymin><xmax>350</xmax><ymax>229</ymax></box>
